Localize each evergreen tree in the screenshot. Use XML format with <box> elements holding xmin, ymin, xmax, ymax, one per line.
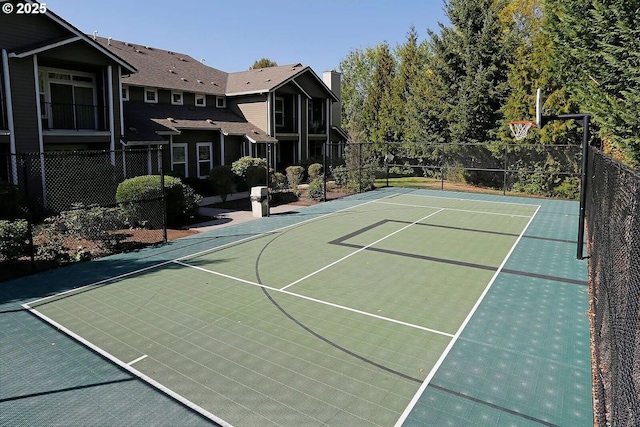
<box><xmin>545</xmin><ymin>0</ymin><xmax>640</xmax><ymax>165</ymax></box>
<box><xmin>362</xmin><ymin>42</ymin><xmax>397</xmax><ymax>151</ymax></box>
<box><xmin>425</xmin><ymin>0</ymin><xmax>511</xmax><ymax>145</ymax></box>
<box><xmin>250</xmin><ymin>58</ymin><xmax>278</xmax><ymax>69</ymax></box>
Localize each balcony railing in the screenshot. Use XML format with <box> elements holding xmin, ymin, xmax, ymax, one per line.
<box><xmin>42</xmin><ymin>102</ymin><xmax>108</xmax><ymax>131</ymax></box>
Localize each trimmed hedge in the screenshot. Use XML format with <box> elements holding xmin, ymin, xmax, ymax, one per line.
<box><xmin>116</xmin><ymin>175</ymin><xmax>201</xmax><ymax>227</ymax></box>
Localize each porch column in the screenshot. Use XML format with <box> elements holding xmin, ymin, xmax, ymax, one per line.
<box><xmin>107</xmin><ymin>65</ymin><xmax>115</xmax><ymax>165</ymax></box>
<box><xmin>2</xmin><ymin>49</ymin><xmax>17</xmax><ymax>184</ymax></box>
<box><xmin>32</xmin><ymin>54</ymin><xmax>46</xmax><ymax>206</ymax></box>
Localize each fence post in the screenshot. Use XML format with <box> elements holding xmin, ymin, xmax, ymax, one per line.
<box><xmin>577</xmin><ymin>116</ymin><xmax>591</xmax><ymax>259</ymax></box>
<box><xmin>322</xmin><ymin>141</ymin><xmax>327</xmax><ymax>202</ymax></box>
<box><xmin>159</xmin><ymin>147</ymin><xmax>168</xmax><ymax>243</ymax></box>
<box><xmin>20</xmin><ymin>154</ymin><xmax>36</xmax><ymax>272</ymax></box>
<box><xmin>503</xmin><ymin>143</ymin><xmax>508</xmax><ymax>196</ymax></box>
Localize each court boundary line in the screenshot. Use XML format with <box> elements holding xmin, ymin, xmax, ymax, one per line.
<box><xmin>173</xmin><ymin>260</ymin><xmax>454</xmax><ymax>338</ymax></box>
<box><xmin>394</xmin><ymin>204</ymin><xmax>541</xmax><ymax>426</ymax></box>
<box><xmin>25</xmin><ymin>194</ymin><xmax>396</xmax><ymax>309</ymax></box>
<box><xmin>20</xmin><ymin>302</ymin><xmax>233</xmax><ymax>427</ymax></box>
<box><xmin>394</xmin><ymin>191</ymin><xmax>540</xmax><ymax>207</ymax></box>
<box><xmin>374</xmin><ymin>200</ymin><xmax>534</xmax><ymax>218</ymax></box>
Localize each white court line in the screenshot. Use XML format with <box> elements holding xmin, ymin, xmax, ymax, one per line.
<box><xmin>173</xmin><ymin>260</ymin><xmax>454</xmax><ymax>338</ymax></box>
<box><xmin>374</xmin><ymin>201</ymin><xmax>534</xmax><ymax>218</ymax></box>
<box><xmin>21</xmin><ymin>303</ymin><xmax>233</xmax><ymax>427</ymax></box>
<box><xmin>397</xmin><ymin>191</ymin><xmax>539</xmax><ymax>207</ymax></box>
<box><xmin>25</xmin><ymin>193</ymin><xmax>396</xmax><ymax>309</ymax></box>
<box><xmin>127</xmin><ymin>355</ymin><xmax>148</xmax><ymax>366</ymax></box>
<box><xmin>393</xmin><ymin>204</ymin><xmax>541</xmax><ymax>427</ymax></box>
<box><xmin>281</xmin><ymin>208</ymin><xmax>446</xmax><ymax>291</ymax></box>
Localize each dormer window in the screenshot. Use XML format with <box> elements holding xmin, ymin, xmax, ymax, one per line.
<box><xmin>144</xmin><ymin>87</ymin><xmax>157</xmax><ymax>103</ymax></box>
<box><xmin>216</xmin><ymin>96</ymin><xmax>226</xmax><ymax>108</ymax></box>
<box><xmin>195</xmin><ymin>94</ymin><xmax>206</xmax><ymax>107</ymax></box>
<box><xmin>171</xmin><ymin>91</ymin><xmax>183</xmax><ymax>105</ymax></box>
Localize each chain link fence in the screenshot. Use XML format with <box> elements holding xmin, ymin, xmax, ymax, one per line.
<box><xmin>0</xmin><ymin>149</ymin><xmax>166</xmax><ymax>282</ymax></box>
<box><xmin>325</xmin><ymin>141</ymin><xmax>582</xmax><ymax>199</ymax></box>
<box><xmin>586</xmin><ymin>146</ymin><xmax>640</xmax><ymax>427</ymax></box>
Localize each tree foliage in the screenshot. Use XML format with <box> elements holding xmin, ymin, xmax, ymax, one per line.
<box><xmin>545</xmin><ymin>0</ymin><xmax>640</xmax><ymax>165</ymax></box>
<box><xmin>250</xmin><ymin>58</ymin><xmax>278</xmax><ymax>69</ymax></box>
<box><xmin>338</xmin><ymin>0</ymin><xmax>640</xmax><ymax>169</ymax></box>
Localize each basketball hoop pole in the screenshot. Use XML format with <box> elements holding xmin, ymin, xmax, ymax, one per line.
<box><xmin>543</xmin><ymin>113</ymin><xmax>591</xmax><ymax>260</ymax></box>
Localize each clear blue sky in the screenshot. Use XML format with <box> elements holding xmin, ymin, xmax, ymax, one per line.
<box><xmin>47</xmin><ymin>0</ymin><xmax>449</xmax><ymax>75</ymax></box>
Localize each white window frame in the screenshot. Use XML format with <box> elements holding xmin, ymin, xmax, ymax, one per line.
<box><xmin>171</xmin><ymin>91</ymin><xmax>183</xmax><ymax>105</ymax></box>
<box><xmin>275</xmin><ymin>96</ymin><xmax>284</xmax><ymax>127</ymax></box>
<box><xmin>216</xmin><ymin>96</ymin><xmax>226</xmax><ymax>108</ymax></box>
<box><xmin>171</xmin><ymin>142</ymin><xmax>188</xmax><ymax>178</ymax></box>
<box><xmin>144</xmin><ymin>87</ymin><xmax>158</xmax><ymax>103</ymax></box>
<box><xmin>122</xmin><ymin>85</ymin><xmax>129</xmax><ymax>101</ymax></box>
<box><xmin>196</xmin><ymin>142</ymin><xmax>213</xmax><ymax>178</ymax></box>
<box><xmin>40</xmin><ymin>66</ymin><xmax>98</xmax><ymax>130</ymax></box>
<box><xmin>195</xmin><ymin>93</ymin><xmax>206</xmax><ymax>107</ymax></box>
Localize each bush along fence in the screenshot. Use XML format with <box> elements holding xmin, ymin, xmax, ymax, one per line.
<box><xmin>0</xmin><ymin>149</ymin><xmax>170</xmax><ymax>282</ymax></box>
<box><xmin>324</xmin><ymin>141</ymin><xmax>583</xmax><ymax>199</ymax></box>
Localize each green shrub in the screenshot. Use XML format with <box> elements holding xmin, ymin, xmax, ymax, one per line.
<box><xmin>35</xmin><ymin>219</ymin><xmax>71</xmax><ymax>263</ymax></box>
<box><xmin>286</xmin><ymin>166</ymin><xmax>305</xmax><ymax>195</ymax></box>
<box><xmin>116</xmin><ymin>175</ymin><xmax>202</xmax><ymax>227</ymax></box>
<box><xmin>330</xmin><ymin>164</ymin><xmax>377</xmax><ymax>193</ymax></box>
<box><xmin>245</xmin><ymin>165</ymin><xmax>267</xmax><ymax>188</ymax></box>
<box><xmin>307</xmin><ymin>178</ymin><xmax>324</xmax><ymax>201</ymax></box>
<box><xmin>209</xmin><ymin>165</ymin><xmax>235</xmax><ymax>201</ymax></box>
<box><xmin>271</xmin><ymin>172</ymin><xmax>287</xmax><ymax>191</ymax></box>
<box><xmin>61</xmin><ymin>203</ymin><xmax>126</xmax><ymax>250</ymax></box>
<box><xmin>308</xmin><ymin>163</ymin><xmax>323</xmax><ymax>180</ymax></box>
<box><xmin>231</xmin><ymin>157</ymin><xmax>267</xmax><ymax>191</ymax></box>
<box><xmin>0</xmin><ymin>219</ymin><xmax>30</xmax><ymax>260</ymax></box>
<box><xmin>0</xmin><ymin>179</ymin><xmax>24</xmax><ymax>220</ymax></box>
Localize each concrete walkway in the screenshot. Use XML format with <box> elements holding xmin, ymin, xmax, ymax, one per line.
<box><xmin>187</xmin><ymin>192</ymin><xmax>301</xmax><ymax>233</ymax></box>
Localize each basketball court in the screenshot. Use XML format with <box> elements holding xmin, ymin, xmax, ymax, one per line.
<box><xmin>1</xmin><ymin>187</ymin><xmax>592</xmax><ymax>426</ymax></box>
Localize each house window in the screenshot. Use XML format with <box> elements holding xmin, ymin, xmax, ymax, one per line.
<box><xmin>275</xmin><ymin>97</ymin><xmax>284</xmax><ymax>127</ymax></box>
<box><xmin>41</xmin><ymin>67</ymin><xmax>98</xmax><ymax>130</ymax></box>
<box><xmin>171</xmin><ymin>91</ymin><xmax>183</xmax><ymax>105</ymax></box>
<box><xmin>216</xmin><ymin>96</ymin><xmax>226</xmax><ymax>108</ymax></box>
<box><xmin>145</xmin><ymin>87</ymin><xmax>158</xmax><ymax>103</ymax></box>
<box><xmin>195</xmin><ymin>94</ymin><xmax>206</xmax><ymax>107</ymax></box>
<box><xmin>196</xmin><ymin>142</ymin><xmax>213</xmax><ymax>178</ymax></box>
<box><xmin>122</xmin><ymin>85</ymin><xmax>129</xmax><ymax>101</ymax></box>
<box><xmin>308</xmin><ymin>98</ymin><xmax>326</xmax><ymax>133</ymax></box>
<box><xmin>171</xmin><ymin>143</ymin><xmax>188</xmax><ymax>177</ymax></box>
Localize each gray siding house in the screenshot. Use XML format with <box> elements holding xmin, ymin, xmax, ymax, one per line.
<box><xmin>0</xmin><ymin>0</ymin><xmax>136</xmax><ymax>185</ymax></box>
<box><xmin>1</xmin><ymin>0</ymin><xmax>346</xmax><ymax>195</ymax></box>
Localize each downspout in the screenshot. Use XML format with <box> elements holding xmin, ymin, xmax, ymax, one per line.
<box><xmin>107</xmin><ymin>65</ymin><xmax>115</xmax><ymax>165</ymax></box>
<box><xmin>32</xmin><ymin>54</ymin><xmax>46</xmax><ymax>206</ymax></box>
<box><xmin>118</xmin><ymin>65</ymin><xmax>126</xmax><ymax>175</ymax></box>
<box><xmin>219</xmin><ymin>131</ymin><xmax>225</xmax><ymax>165</ymax></box>
<box><xmin>2</xmin><ymin>49</ymin><xmax>17</xmax><ymax>184</ymax></box>
<box><xmin>297</xmin><ymin>94</ymin><xmax>302</xmax><ymax>163</ymax></box>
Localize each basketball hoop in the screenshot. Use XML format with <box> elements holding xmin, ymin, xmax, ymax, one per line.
<box><xmin>509</xmin><ymin>120</ymin><xmax>535</xmax><ymax>140</ymax></box>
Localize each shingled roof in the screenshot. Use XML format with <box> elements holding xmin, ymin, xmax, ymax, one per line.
<box><xmin>122</xmin><ymin>101</ymin><xmax>276</xmax><ymax>145</ymax></box>
<box><xmin>95</xmin><ymin>36</ymin><xmax>227</xmax><ymax>96</ymax></box>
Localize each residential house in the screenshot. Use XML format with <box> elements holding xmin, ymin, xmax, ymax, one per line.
<box><xmin>1</xmin><ymin>0</ymin><xmax>346</xmax><ymax>208</ymax></box>
<box><xmin>0</xmin><ymin>0</ymin><xmax>136</xmax><ymax>187</ymax></box>
<box><xmin>96</xmin><ymin>36</ymin><xmax>346</xmax><ymax>180</ymax></box>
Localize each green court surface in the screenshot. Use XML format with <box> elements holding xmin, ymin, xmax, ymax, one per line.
<box><xmin>1</xmin><ymin>188</ymin><xmax>592</xmax><ymax>426</ymax></box>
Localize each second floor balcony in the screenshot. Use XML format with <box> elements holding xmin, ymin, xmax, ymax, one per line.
<box><xmin>42</xmin><ymin>102</ymin><xmax>109</xmax><ymax>131</ymax></box>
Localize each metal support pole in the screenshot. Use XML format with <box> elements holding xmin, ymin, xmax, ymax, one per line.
<box><xmin>322</xmin><ymin>142</ymin><xmax>327</xmax><ymax>202</ymax></box>
<box><xmin>577</xmin><ymin>115</ymin><xmax>590</xmax><ymax>259</ymax></box>
<box><xmin>159</xmin><ymin>146</ymin><xmax>167</xmax><ymax>243</ymax></box>
<box><xmin>266</xmin><ymin>143</ymin><xmax>271</xmax><ymax>217</ymax></box>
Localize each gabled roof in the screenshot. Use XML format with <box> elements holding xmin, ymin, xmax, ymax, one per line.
<box><xmin>96</xmin><ymin>37</ymin><xmax>227</xmax><ymax>96</ymax></box>
<box><xmin>5</xmin><ymin>4</ymin><xmax>136</xmax><ymax>74</ymax></box>
<box><xmin>122</xmin><ymin>102</ymin><xmax>276</xmax><ymax>145</ymax></box>
<box><xmin>227</xmin><ymin>64</ymin><xmax>339</xmax><ymax>101</ymax></box>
